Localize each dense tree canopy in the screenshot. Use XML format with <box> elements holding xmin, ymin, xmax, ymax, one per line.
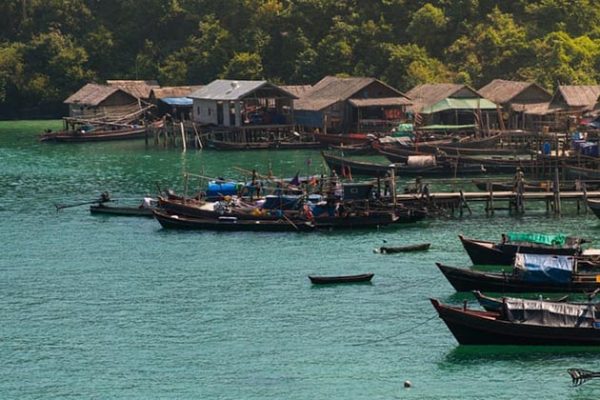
<box><xmin>0</xmin><ymin>0</ymin><xmax>599</xmax><ymax>117</ymax></box>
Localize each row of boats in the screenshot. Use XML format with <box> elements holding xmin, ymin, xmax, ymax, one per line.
<box><xmin>322</xmin><ymin>130</ymin><xmax>600</xmax><ymax>180</ymax></box>
<box><xmin>432</xmin><ymin>232</ymin><xmax>600</xmax><ymax>346</ymax></box>
<box><xmin>88</xmin><ymin>179</ymin><xmax>428</xmax><ymax>232</ymax></box>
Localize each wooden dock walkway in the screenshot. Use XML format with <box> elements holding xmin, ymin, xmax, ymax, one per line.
<box><xmin>395</xmin><ymin>190</ymin><xmax>600</xmax><ymax>216</ymax></box>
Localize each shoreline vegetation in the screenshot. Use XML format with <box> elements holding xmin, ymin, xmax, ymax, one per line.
<box><xmin>1</xmin><ymin>2</ymin><xmax>599</xmax><ymax>118</ymax></box>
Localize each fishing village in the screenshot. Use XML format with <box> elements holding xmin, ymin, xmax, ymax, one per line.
<box><xmin>4</xmin><ymin>2</ymin><xmax>600</xmax><ymax>399</ymax></box>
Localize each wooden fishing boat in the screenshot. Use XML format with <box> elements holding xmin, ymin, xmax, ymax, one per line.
<box><xmin>329</xmin><ymin>142</ymin><xmax>376</xmax><ymax>155</ymax></box>
<box><xmin>273</xmin><ymin>141</ymin><xmax>322</xmax><ymax>149</ymax></box>
<box><xmin>40</xmin><ymin>126</ymin><xmax>148</xmax><ymax>142</ymax></box>
<box><xmin>321</xmin><ymin>152</ymin><xmax>487</xmax><ymax>178</ymax></box>
<box><xmin>308</xmin><ymin>273</ymin><xmax>374</xmax><ymax>284</ymax></box>
<box><xmin>564</xmin><ymin>164</ymin><xmax>600</xmax><ymax>180</ymax></box>
<box><xmin>458</xmin><ymin>234</ymin><xmax>583</xmax><ymax>265</ymax></box>
<box><xmin>436</xmin><ymin>261</ymin><xmax>600</xmax><ymax>293</ymax></box>
<box><xmin>314</xmin><ymin>132</ymin><xmax>375</xmax><ymax>146</ymax></box>
<box><xmin>208</xmin><ymin>140</ymin><xmax>272</xmax><ymax>150</ymax></box>
<box><xmin>90</xmin><ymin>204</ymin><xmax>154</xmax><ymax>217</ymax></box>
<box><xmin>153</xmin><ymin>209</ymin><xmax>315</xmax><ymax>232</ymax></box>
<box><xmin>375</xmin><ymin>243</ymin><xmax>431</xmax><ymax>254</ymax></box>
<box><xmin>430</xmin><ymin>298</ymin><xmax>600</xmax><ymax>345</ymax></box>
<box><xmin>588</xmin><ymin>199</ymin><xmax>600</xmax><ymax>219</ymax></box>
<box><xmin>313</xmin><ymin>211</ymin><xmax>398</xmax><ymax>229</ymax></box>
<box><xmin>472</xmin><ymin>290</ymin><xmax>570</xmax><ymax>312</ymax></box>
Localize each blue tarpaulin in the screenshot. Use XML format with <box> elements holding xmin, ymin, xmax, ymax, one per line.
<box><xmin>515</xmin><ymin>254</ymin><xmax>574</xmax><ymax>284</ymax></box>
<box><xmin>160</xmin><ymin>97</ymin><xmax>193</xmax><ymax>106</ymax></box>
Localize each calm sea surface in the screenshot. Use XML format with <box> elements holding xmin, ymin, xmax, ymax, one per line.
<box><xmin>2</xmin><ymin>121</ymin><xmax>600</xmax><ymax>399</ymax></box>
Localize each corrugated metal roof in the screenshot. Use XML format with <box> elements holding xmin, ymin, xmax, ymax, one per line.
<box><xmin>348</xmin><ymin>97</ymin><xmax>412</xmax><ymax>107</ymax></box>
<box><xmin>64</xmin><ymin>83</ymin><xmax>131</xmax><ymax>105</ymax></box>
<box><xmin>188</xmin><ymin>80</ymin><xmax>297</xmax><ymax>100</ymax></box>
<box><xmin>556</xmin><ymin>85</ymin><xmax>600</xmax><ymax>108</ymax></box>
<box><xmin>421</xmin><ymin>98</ymin><xmax>497</xmax><ymax>114</ymax></box>
<box><xmin>405</xmin><ymin>83</ymin><xmax>484</xmax><ymax>113</ymax></box>
<box><xmin>295</xmin><ymin>76</ymin><xmax>409</xmax><ymax>111</ymax></box>
<box><xmin>106</xmin><ymin>80</ymin><xmax>159</xmax><ymax>99</ymax></box>
<box><xmin>478</xmin><ymin>79</ymin><xmax>551</xmax><ymax>104</ymax></box>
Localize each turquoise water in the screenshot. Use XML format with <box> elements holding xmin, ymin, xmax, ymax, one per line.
<box><xmin>2</xmin><ymin>121</ymin><xmax>600</xmax><ymax>399</ymax></box>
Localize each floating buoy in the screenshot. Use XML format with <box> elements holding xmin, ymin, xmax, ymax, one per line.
<box><xmin>404</xmin><ymin>380</ymin><xmax>412</xmax><ymax>388</ymax></box>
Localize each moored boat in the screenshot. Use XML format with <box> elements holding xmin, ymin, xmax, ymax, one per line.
<box><xmin>458</xmin><ymin>233</ymin><xmax>584</xmax><ymax>265</ymax></box>
<box><xmin>90</xmin><ymin>204</ymin><xmax>155</xmax><ymax>217</ymax></box>
<box><xmin>40</xmin><ymin>125</ymin><xmax>148</xmax><ymax>142</ymax></box>
<box><xmin>153</xmin><ymin>209</ymin><xmax>315</xmax><ymax>232</ymax></box>
<box><xmin>587</xmin><ymin>199</ymin><xmax>600</xmax><ymax>219</ymax></box>
<box><xmin>308</xmin><ymin>273</ymin><xmax>374</xmax><ymax>284</ymax></box>
<box><xmin>430</xmin><ymin>298</ymin><xmax>600</xmax><ymax>345</ymax></box>
<box><xmin>436</xmin><ymin>253</ymin><xmax>600</xmax><ymax>293</ymax></box>
<box><xmin>375</xmin><ymin>243</ymin><xmax>431</xmax><ymax>254</ymax></box>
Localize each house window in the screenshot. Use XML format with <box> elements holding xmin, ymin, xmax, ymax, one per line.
<box><xmin>208</xmin><ymin>108</ymin><xmax>211</xmax><ymax>116</ymax></box>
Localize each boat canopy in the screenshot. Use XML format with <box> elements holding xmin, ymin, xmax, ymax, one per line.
<box><xmin>507</xmin><ymin>232</ymin><xmax>567</xmax><ymax>246</ymax></box>
<box><xmin>502</xmin><ymin>297</ymin><xmax>597</xmax><ymax>327</ymax></box>
<box><xmin>514</xmin><ymin>253</ymin><xmax>574</xmax><ymax>284</ymax></box>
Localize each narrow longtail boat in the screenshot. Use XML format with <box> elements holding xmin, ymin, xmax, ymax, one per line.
<box><xmin>153</xmin><ymin>209</ymin><xmax>315</xmax><ymax>232</ymax></box>
<box><xmin>308</xmin><ymin>273</ymin><xmax>374</xmax><ymax>284</ymax></box>
<box><xmin>436</xmin><ymin>253</ymin><xmax>600</xmax><ymax>293</ymax></box>
<box><xmin>430</xmin><ymin>298</ymin><xmax>600</xmax><ymax>345</ymax></box>
<box><xmin>90</xmin><ymin>204</ymin><xmax>154</xmax><ymax>217</ymax></box>
<box><xmin>321</xmin><ymin>152</ymin><xmax>487</xmax><ymax>178</ymax></box>
<box><xmin>458</xmin><ymin>233</ymin><xmax>584</xmax><ymax>265</ymax></box>
<box><xmin>40</xmin><ymin>125</ymin><xmax>149</xmax><ymax>142</ymax></box>
<box><xmin>374</xmin><ymin>243</ymin><xmax>431</xmax><ymax>254</ymax></box>
<box><xmin>314</xmin><ymin>132</ymin><xmax>375</xmax><ymax>146</ymax></box>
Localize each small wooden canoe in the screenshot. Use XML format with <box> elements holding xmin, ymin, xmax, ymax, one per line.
<box><xmin>308</xmin><ymin>273</ymin><xmax>374</xmax><ymax>284</ymax></box>
<box><xmin>375</xmin><ymin>243</ymin><xmax>431</xmax><ymax>254</ymax></box>
<box><xmin>90</xmin><ymin>204</ymin><xmax>155</xmax><ymax>217</ymax></box>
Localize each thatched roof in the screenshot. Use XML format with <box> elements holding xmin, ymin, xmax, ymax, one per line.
<box><xmin>553</xmin><ymin>85</ymin><xmax>600</xmax><ymax>108</ymax></box>
<box><xmin>64</xmin><ymin>83</ymin><xmax>134</xmax><ymax>105</ymax></box>
<box><xmin>405</xmin><ymin>84</ymin><xmax>481</xmax><ymax>111</ymax></box>
<box><xmin>295</xmin><ymin>76</ymin><xmax>409</xmax><ymax>111</ymax></box>
<box><xmin>478</xmin><ymin>79</ymin><xmax>551</xmax><ymax>105</ymax></box>
<box><xmin>279</xmin><ymin>85</ymin><xmax>313</xmax><ymax>98</ymax></box>
<box><xmin>150</xmin><ymin>86</ymin><xmax>202</xmax><ymax>99</ymax></box>
<box><xmin>106</xmin><ymin>80</ymin><xmax>160</xmax><ymax>99</ymax></box>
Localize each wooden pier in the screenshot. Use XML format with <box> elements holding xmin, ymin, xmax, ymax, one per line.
<box><xmin>396</xmin><ymin>190</ymin><xmax>600</xmax><ymax>216</ymax></box>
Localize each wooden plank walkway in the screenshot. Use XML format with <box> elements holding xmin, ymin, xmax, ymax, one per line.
<box><xmin>396</xmin><ymin>191</ymin><xmax>600</xmax><ymax>202</ymax></box>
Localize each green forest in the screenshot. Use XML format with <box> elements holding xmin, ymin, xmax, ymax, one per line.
<box><xmin>1</xmin><ymin>0</ymin><xmax>599</xmax><ymax>117</ymax></box>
